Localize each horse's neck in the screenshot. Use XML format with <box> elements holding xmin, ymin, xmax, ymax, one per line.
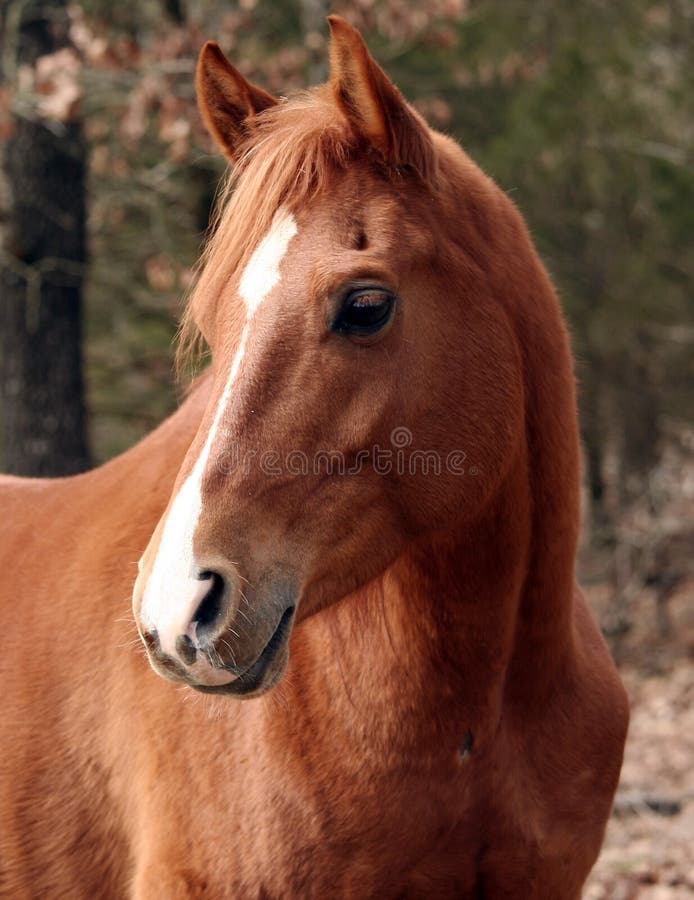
<box><xmin>115</xmin><ymin>374</ymin><xmax>211</xmax><ymax>495</ymax></box>
<box><xmin>304</xmin><ymin>336</ymin><xmax>581</xmax><ymax>758</ymax></box>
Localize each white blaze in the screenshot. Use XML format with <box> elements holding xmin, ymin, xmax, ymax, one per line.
<box><xmin>139</xmin><ymin>209</ymin><xmax>298</xmax><ymax>658</ymax></box>
<box><xmin>240</xmin><ymin>212</ymin><xmax>298</xmax><ymax>314</ymax></box>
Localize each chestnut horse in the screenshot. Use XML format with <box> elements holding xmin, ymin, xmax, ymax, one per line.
<box><xmin>0</xmin><ymin>18</ymin><xmax>628</xmax><ymax>899</ymax></box>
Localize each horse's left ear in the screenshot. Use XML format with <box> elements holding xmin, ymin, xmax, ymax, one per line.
<box><xmin>327</xmin><ymin>15</ymin><xmax>434</xmax><ymax>177</ymax></box>
<box><xmin>196</xmin><ymin>41</ymin><xmax>278</xmax><ymax>161</ymax></box>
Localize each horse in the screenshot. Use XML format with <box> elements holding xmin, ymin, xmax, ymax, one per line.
<box><xmin>0</xmin><ymin>17</ymin><xmax>628</xmax><ymax>898</ymax></box>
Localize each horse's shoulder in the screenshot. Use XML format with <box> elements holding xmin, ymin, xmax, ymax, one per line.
<box><xmin>0</xmin><ymin>472</ymin><xmax>61</xmax><ymax>523</ymax></box>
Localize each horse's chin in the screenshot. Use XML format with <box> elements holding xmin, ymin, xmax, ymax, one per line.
<box><xmin>191</xmin><ymin>643</ymin><xmax>290</xmax><ymax>699</ymax></box>
<box><xmin>143</xmin><ymin>604</ymin><xmax>295</xmax><ymax>699</ymax></box>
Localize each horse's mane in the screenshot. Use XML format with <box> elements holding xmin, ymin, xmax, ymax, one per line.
<box><xmin>178</xmin><ymin>87</ymin><xmax>364</xmax><ymax>369</ymax></box>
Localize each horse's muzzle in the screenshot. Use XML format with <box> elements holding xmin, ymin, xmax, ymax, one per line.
<box><xmin>134</xmin><ymin>566</ymin><xmax>297</xmax><ymax>697</ymax></box>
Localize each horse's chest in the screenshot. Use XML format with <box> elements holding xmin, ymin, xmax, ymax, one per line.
<box><xmin>205</xmin><ymin>753</ymin><xmax>477</xmax><ymax>897</ymax></box>
<box><xmin>130</xmin><ymin>723</ymin><xmax>591</xmax><ymax>899</ymax></box>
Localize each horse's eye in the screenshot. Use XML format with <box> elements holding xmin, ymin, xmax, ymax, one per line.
<box><xmin>333</xmin><ymin>288</ymin><xmax>395</xmax><ymax>337</ymax></box>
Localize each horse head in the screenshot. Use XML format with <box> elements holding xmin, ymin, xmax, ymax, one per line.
<box><xmin>132</xmin><ymin>18</ymin><xmax>544</xmax><ymax>697</ymax></box>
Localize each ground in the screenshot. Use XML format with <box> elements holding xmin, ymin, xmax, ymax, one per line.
<box><xmin>584</xmin><ymin>580</ymin><xmax>694</xmax><ymax>899</ymax></box>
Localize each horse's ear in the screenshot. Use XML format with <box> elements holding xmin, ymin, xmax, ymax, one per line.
<box><xmin>327</xmin><ymin>15</ymin><xmax>433</xmax><ymax>177</ymax></box>
<box><xmin>196</xmin><ymin>41</ymin><xmax>278</xmax><ymax>161</ymax></box>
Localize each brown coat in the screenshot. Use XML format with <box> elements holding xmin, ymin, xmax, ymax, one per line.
<box><xmin>0</xmin><ymin>18</ymin><xmax>628</xmax><ymax>899</ymax></box>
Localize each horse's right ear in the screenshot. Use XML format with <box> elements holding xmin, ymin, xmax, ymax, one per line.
<box><xmin>196</xmin><ymin>42</ymin><xmax>278</xmax><ymax>162</ymax></box>
<box><xmin>327</xmin><ymin>16</ymin><xmax>434</xmax><ymax>178</ymax></box>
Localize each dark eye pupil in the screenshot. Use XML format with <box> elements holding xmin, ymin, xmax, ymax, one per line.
<box><xmin>346</xmin><ymin>295</ymin><xmax>389</xmax><ymax>325</ymax></box>
<box><xmin>336</xmin><ymin>289</ymin><xmax>394</xmax><ymax>336</ymax></box>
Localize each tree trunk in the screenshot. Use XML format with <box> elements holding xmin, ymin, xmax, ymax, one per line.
<box><xmin>0</xmin><ymin>0</ymin><xmax>90</xmax><ymax>475</ymax></box>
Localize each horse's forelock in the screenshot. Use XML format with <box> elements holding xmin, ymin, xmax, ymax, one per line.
<box><xmin>176</xmin><ymin>86</ymin><xmax>437</xmax><ymax>374</ymax></box>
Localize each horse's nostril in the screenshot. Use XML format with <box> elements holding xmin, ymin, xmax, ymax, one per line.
<box><xmin>175</xmin><ymin>634</ymin><xmax>197</xmax><ymax>666</ymax></box>
<box><xmin>142</xmin><ymin>628</ymin><xmax>160</xmax><ymax>653</ymax></box>
<box><xmin>193</xmin><ymin>571</ymin><xmax>226</xmax><ymax>642</ymax></box>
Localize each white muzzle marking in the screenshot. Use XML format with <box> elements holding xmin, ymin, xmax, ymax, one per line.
<box><xmin>138</xmin><ymin>209</ymin><xmax>298</xmax><ymax>663</ymax></box>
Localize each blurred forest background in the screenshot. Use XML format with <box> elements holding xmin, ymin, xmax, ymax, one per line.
<box><xmin>0</xmin><ymin>0</ymin><xmax>692</xmax><ymax>895</ymax></box>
